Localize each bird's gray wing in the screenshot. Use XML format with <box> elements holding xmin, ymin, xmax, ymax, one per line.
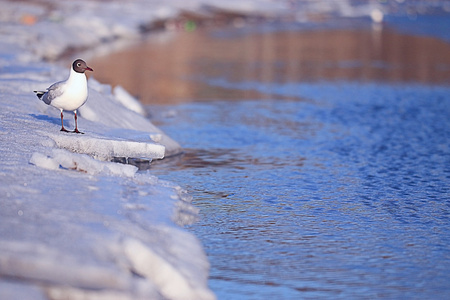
<box><xmin>42</xmin><ymin>80</ymin><xmax>65</xmax><ymax>105</ymax></box>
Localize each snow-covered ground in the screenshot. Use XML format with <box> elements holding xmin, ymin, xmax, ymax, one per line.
<box><xmin>0</xmin><ymin>31</ymin><xmax>212</xmax><ymax>300</ymax></box>
<box><xmin>0</xmin><ymin>1</ymin><xmax>216</xmax><ymax>299</ymax></box>
<box><xmin>1</xmin><ymin>0</ymin><xmax>449</xmax><ymax>299</ymax></box>
<box><xmin>0</xmin><ymin>55</ymin><xmax>213</xmax><ymax>298</ymax></box>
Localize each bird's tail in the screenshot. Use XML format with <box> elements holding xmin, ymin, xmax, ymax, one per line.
<box><xmin>33</xmin><ymin>91</ymin><xmax>45</xmax><ymax>100</ymax></box>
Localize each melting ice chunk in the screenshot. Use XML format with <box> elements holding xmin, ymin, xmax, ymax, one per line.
<box><xmin>41</xmin><ymin>129</ymin><xmax>165</xmax><ymax>161</ymax></box>
<box><xmin>30</xmin><ymin>149</ymin><xmax>138</xmax><ymax>177</ymax></box>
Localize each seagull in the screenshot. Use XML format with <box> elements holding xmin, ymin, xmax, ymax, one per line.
<box><xmin>34</xmin><ymin>59</ymin><xmax>93</xmax><ymax>134</ymax></box>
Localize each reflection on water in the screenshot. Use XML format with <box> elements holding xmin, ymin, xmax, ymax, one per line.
<box><xmin>91</xmin><ymin>21</ymin><xmax>450</xmax><ymax>299</ymax></box>
<box><xmin>146</xmin><ymin>88</ymin><xmax>450</xmax><ymax>299</ymax></box>
<box><xmin>91</xmin><ymin>22</ymin><xmax>450</xmax><ymax>103</ymax></box>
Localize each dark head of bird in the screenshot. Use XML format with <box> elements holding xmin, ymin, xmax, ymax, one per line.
<box><xmin>72</xmin><ymin>59</ymin><xmax>93</xmax><ymax>73</ymax></box>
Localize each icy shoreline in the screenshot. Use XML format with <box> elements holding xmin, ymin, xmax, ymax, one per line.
<box><xmin>2</xmin><ymin>0</ymin><xmax>448</xmax><ymax>299</ymax></box>
<box><xmin>0</xmin><ymin>0</ymin><xmax>288</xmax><ymax>297</ymax></box>
<box><xmin>0</xmin><ymin>1</ymin><xmax>220</xmax><ymax>299</ymax></box>
<box><xmin>0</xmin><ymin>51</ymin><xmax>213</xmax><ymax>300</ymax></box>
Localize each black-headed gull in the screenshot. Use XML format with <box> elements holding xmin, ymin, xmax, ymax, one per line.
<box><xmin>34</xmin><ymin>59</ymin><xmax>93</xmax><ymax>134</ymax></box>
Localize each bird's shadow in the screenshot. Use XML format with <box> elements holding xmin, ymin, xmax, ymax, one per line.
<box><xmin>29</xmin><ymin>113</ymin><xmax>70</xmax><ymax>127</ymax></box>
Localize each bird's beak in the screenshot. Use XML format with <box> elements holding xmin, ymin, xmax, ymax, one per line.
<box><xmin>85</xmin><ymin>66</ymin><xmax>93</xmax><ymax>72</ymax></box>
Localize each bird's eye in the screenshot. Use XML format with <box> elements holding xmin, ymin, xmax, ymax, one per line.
<box><xmin>77</xmin><ymin>63</ymin><xmax>81</xmax><ymax>67</ymax></box>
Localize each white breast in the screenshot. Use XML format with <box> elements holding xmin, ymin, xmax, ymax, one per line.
<box><xmin>50</xmin><ymin>69</ymin><xmax>88</xmax><ymax>112</ymax></box>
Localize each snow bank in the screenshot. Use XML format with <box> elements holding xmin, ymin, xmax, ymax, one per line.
<box><xmin>0</xmin><ymin>1</ymin><xmax>220</xmax><ymax>299</ymax></box>
<box><xmin>4</xmin><ymin>0</ymin><xmax>427</xmax><ymax>299</ymax></box>
<box><xmin>81</xmin><ymin>78</ymin><xmax>181</xmax><ymax>157</ymax></box>
<box><xmin>113</xmin><ymin>85</ymin><xmax>147</xmax><ymax>116</ymax></box>
<box><xmin>30</xmin><ymin>149</ymin><xmax>139</xmax><ymax>177</ymax></box>
<box><xmin>0</xmin><ymin>60</ymin><xmax>214</xmax><ymax>298</ymax></box>
<box><xmin>42</xmin><ymin>129</ymin><xmax>165</xmax><ymax>161</ymax></box>
<box><xmin>0</xmin><ymin>0</ymin><xmax>289</xmax><ymax>63</ymax></box>
<box><xmin>124</xmin><ymin>237</ymin><xmax>214</xmax><ymax>300</ymax></box>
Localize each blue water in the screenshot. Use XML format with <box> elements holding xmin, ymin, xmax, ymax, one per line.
<box><xmin>385</xmin><ymin>14</ymin><xmax>450</xmax><ymax>43</ymax></box>
<box><xmin>148</xmin><ymin>81</ymin><xmax>450</xmax><ymax>299</ymax></box>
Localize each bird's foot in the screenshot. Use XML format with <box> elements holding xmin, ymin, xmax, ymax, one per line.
<box><xmin>60</xmin><ymin>127</ymin><xmax>70</xmax><ymax>133</ymax></box>
<box><xmin>72</xmin><ymin>129</ymin><xmax>84</xmax><ymax>134</ymax></box>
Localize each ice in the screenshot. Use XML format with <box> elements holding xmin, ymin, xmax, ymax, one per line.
<box><xmin>30</xmin><ymin>149</ymin><xmax>139</xmax><ymax>177</ymax></box>
<box><xmin>113</xmin><ymin>85</ymin><xmax>147</xmax><ymax>116</ymax></box>
<box><xmin>0</xmin><ymin>281</ymin><xmax>47</xmax><ymax>300</ymax></box>
<box><xmin>5</xmin><ymin>0</ymin><xmax>441</xmax><ymax>299</ymax></box>
<box><xmin>0</xmin><ymin>77</ymin><xmax>214</xmax><ymax>299</ymax></box>
<box><xmin>30</xmin><ymin>75</ymin><xmax>181</xmax><ymax>158</ymax></box>
<box><xmin>0</xmin><ymin>1</ymin><xmax>220</xmax><ymax>299</ymax></box>
<box><xmin>81</xmin><ymin>78</ymin><xmax>181</xmax><ymax>157</ymax></box>
<box><xmin>199</xmin><ymin>0</ymin><xmax>288</xmax><ymax>16</ymax></box>
<box><xmin>43</xmin><ymin>130</ymin><xmax>165</xmax><ymax>161</ymax></box>
<box><xmin>0</xmin><ymin>59</ymin><xmax>213</xmax><ymax>298</ymax></box>
<box><xmin>0</xmin><ymin>241</ymin><xmax>129</xmax><ymax>290</ymax></box>
<box><xmin>124</xmin><ymin>238</ymin><xmax>215</xmax><ymax>300</ymax></box>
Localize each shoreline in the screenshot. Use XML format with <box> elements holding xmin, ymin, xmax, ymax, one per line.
<box><xmin>1</xmin><ymin>1</ymin><xmax>449</xmax><ymax>299</ymax></box>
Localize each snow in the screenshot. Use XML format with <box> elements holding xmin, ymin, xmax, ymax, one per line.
<box><xmin>2</xmin><ymin>0</ymin><xmax>447</xmax><ymax>299</ymax></box>
<box><xmin>80</xmin><ymin>78</ymin><xmax>181</xmax><ymax>157</ymax></box>
<box><xmin>42</xmin><ymin>131</ymin><xmax>165</xmax><ymax>161</ymax></box>
<box><xmin>30</xmin><ymin>149</ymin><xmax>139</xmax><ymax>177</ymax></box>
<box><xmin>113</xmin><ymin>85</ymin><xmax>147</xmax><ymax>116</ymax></box>
<box><xmin>0</xmin><ymin>62</ymin><xmax>213</xmax><ymax>298</ymax></box>
<box><xmin>0</xmin><ymin>0</ymin><xmax>219</xmax><ymax>299</ymax></box>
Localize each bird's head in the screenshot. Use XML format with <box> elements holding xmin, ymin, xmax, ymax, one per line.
<box><xmin>73</xmin><ymin>59</ymin><xmax>93</xmax><ymax>73</ymax></box>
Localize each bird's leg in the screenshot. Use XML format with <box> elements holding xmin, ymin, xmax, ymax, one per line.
<box><xmin>72</xmin><ymin>110</ymin><xmax>84</xmax><ymax>134</ymax></box>
<box><xmin>60</xmin><ymin>110</ymin><xmax>69</xmax><ymax>132</ymax></box>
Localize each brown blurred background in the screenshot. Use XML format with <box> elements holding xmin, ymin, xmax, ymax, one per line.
<box><xmin>91</xmin><ymin>23</ymin><xmax>450</xmax><ymax>104</ymax></box>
